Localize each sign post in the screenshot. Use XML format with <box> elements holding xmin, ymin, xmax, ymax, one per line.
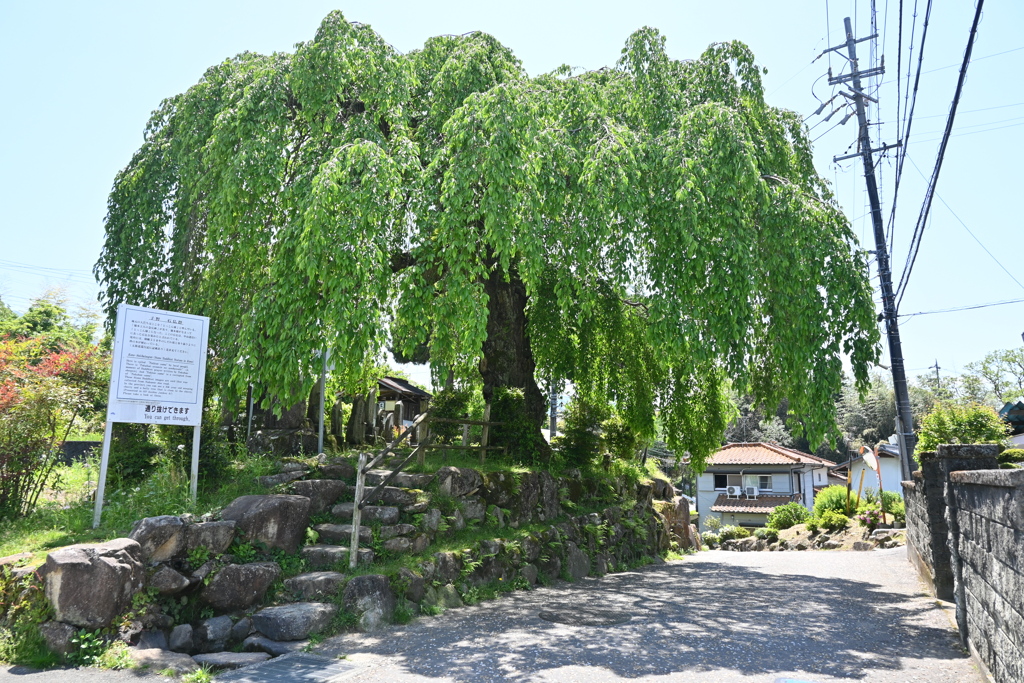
<box><xmin>93</xmin><ymin>304</ymin><xmax>210</xmax><ymax>528</ymax></box>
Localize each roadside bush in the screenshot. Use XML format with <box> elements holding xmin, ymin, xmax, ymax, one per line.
<box><xmin>814</xmin><ymin>485</ymin><xmax>857</xmax><ymax>517</ymax></box>
<box><xmin>766</xmin><ymin>502</ymin><xmax>811</xmax><ymax>530</ymax></box>
<box><xmin>805</xmin><ymin>517</ymin><xmax>820</xmax><ymax>533</ymax></box>
<box><xmin>704</xmin><ymin>515</ymin><xmax>722</xmax><ymax>533</ymax></box>
<box><xmin>753</xmin><ymin>527</ymin><xmax>778</xmax><ymax>543</ymax></box>
<box><xmin>998</xmin><ymin>448</ymin><xmax>1024</xmax><ymax>469</ymax></box>
<box><xmin>700</xmin><ymin>531</ymin><xmax>721</xmax><ymax>548</ymax></box>
<box><xmin>718</xmin><ymin>525</ymin><xmax>750</xmax><ymax>541</ymax></box>
<box><xmin>429</xmin><ymin>387</ymin><xmax>473</xmax><ymax>444</ymax></box>
<box><xmin>856</xmin><ymin>505</ymin><xmax>883</xmax><ymax>531</ymax></box>
<box><xmin>819</xmin><ymin>510</ymin><xmax>850</xmax><ymax>532</ymax></box>
<box><xmin>916</xmin><ymin>402</ymin><xmax>1008</xmax><ymax>453</ymax></box>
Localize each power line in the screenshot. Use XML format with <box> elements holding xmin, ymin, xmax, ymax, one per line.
<box><xmin>900</xmin><ymin>297</ymin><xmax>1024</xmax><ymax>318</ymax></box>
<box><xmin>895</xmin><ymin>0</ymin><xmax>986</xmax><ymax>308</ymax></box>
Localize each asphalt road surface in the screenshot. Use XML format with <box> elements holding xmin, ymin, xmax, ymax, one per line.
<box><xmin>1</xmin><ymin>547</ymin><xmax>986</xmax><ymax>683</ymax></box>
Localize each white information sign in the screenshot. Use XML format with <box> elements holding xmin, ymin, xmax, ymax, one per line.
<box><xmin>107</xmin><ymin>304</ymin><xmax>209</xmax><ymax>426</ymax></box>
<box><xmin>94</xmin><ymin>304</ymin><xmax>210</xmax><ymax>527</ymax></box>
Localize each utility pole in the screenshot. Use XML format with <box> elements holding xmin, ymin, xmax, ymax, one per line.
<box><xmin>825</xmin><ymin>17</ymin><xmax>918</xmax><ymax>479</ymax></box>
<box><xmin>931</xmin><ymin>359</ymin><xmax>941</xmax><ymax>384</ymax></box>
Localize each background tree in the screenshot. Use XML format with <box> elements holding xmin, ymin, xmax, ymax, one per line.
<box><xmin>916</xmin><ymin>402</ymin><xmax>1009</xmax><ymax>453</ymax></box>
<box><xmin>96</xmin><ymin>12</ymin><xmax>879</xmax><ymax>470</ymax></box>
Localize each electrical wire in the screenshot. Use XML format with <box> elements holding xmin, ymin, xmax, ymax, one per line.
<box><xmin>895</xmin><ymin>0</ymin><xmax>986</xmax><ymax>308</ymax></box>
<box><xmin>900</xmin><ymin>297</ymin><xmax>1024</xmax><ymax>318</ymax></box>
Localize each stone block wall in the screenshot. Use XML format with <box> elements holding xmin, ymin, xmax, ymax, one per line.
<box><xmin>901</xmin><ymin>444</ymin><xmax>998</xmax><ymax>600</ymax></box>
<box><xmin>902</xmin><ymin>444</ymin><xmax>1023</xmax><ymax>683</ymax></box>
<box><xmin>947</xmin><ymin>468</ymin><xmax>1024</xmax><ymax>683</ymax></box>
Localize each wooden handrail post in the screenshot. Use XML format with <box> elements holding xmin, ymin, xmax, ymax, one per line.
<box><xmin>350</xmin><ymin>452</ymin><xmax>367</xmax><ymax>569</ymax></box>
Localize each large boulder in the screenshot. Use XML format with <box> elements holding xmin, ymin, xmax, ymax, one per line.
<box><xmin>365</xmin><ymin>469</ymin><xmax>433</xmax><ymax>489</ymax></box>
<box><xmin>363</xmin><ymin>486</ymin><xmax>417</xmax><ymax>507</ymax></box>
<box><xmin>314</xmin><ymin>523</ymin><xmax>371</xmax><ymax>545</ymax></box>
<box><xmin>42</xmin><ymin>539</ymin><xmax>145</xmax><ymax>628</ymax></box>
<box><xmin>435</xmin><ymin>467</ymin><xmax>483</xmax><ymax>498</ymax></box>
<box><xmin>342</xmin><ymin>575</ymin><xmax>395</xmax><ymax>632</ymax></box>
<box><xmin>128</xmin><ymin>649</ymin><xmax>198</xmax><ymax>675</ymax></box>
<box><xmin>194</xmin><ymin>615</ymin><xmax>233</xmax><ymax>653</ymax></box>
<box><xmin>129</xmin><ymin>516</ymin><xmax>185</xmax><ymax>563</ymax></box>
<box><xmin>200</xmin><ymin>562</ymin><xmax>281</xmax><ymax>612</ymax></box>
<box><xmin>302</xmin><ymin>545</ymin><xmax>374</xmax><ymax>568</ymax></box>
<box><xmin>565</xmin><ymin>542</ymin><xmax>591</xmax><ymax>580</ymax></box>
<box><xmin>251</xmin><ymin>602</ymin><xmax>338</xmax><ymax>641</ymax></box>
<box><xmin>185</xmin><ymin>520</ymin><xmax>236</xmax><ymax>556</ymax></box>
<box><xmin>149</xmin><ymin>565</ymin><xmax>190</xmax><ymax>595</ymax></box>
<box><xmin>290</xmin><ymin>480</ymin><xmax>347</xmax><ymax>514</ymax></box>
<box><xmin>331</xmin><ymin>502</ymin><xmax>399</xmax><ymax>525</ymax></box>
<box><xmin>221</xmin><ymin>495</ymin><xmax>311</xmax><ymax>553</ymax></box>
<box><xmin>39</xmin><ymin>621</ymin><xmax>77</xmax><ymax>659</ymax></box>
<box><xmin>169</xmin><ymin>624</ymin><xmax>193</xmax><ymax>653</ymax></box>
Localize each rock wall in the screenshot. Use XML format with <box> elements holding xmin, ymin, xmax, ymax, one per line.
<box><xmin>902</xmin><ymin>444</ymin><xmax>1024</xmax><ymax>683</ymax></box>
<box><xmin>30</xmin><ymin>460</ymin><xmax>681</xmax><ymax>667</ymax></box>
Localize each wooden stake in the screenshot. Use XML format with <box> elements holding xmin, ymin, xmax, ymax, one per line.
<box><xmin>349</xmin><ymin>452</ymin><xmax>366</xmax><ymax>570</ymax></box>
<box><xmin>480</xmin><ymin>403</ymin><xmax>491</xmax><ymax>465</ymax></box>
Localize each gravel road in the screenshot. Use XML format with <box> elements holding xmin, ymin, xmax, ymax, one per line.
<box><xmin>1</xmin><ymin>547</ymin><xmax>986</xmax><ymax>683</ymax></box>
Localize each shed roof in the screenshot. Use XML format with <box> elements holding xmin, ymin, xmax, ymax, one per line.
<box><xmin>709</xmin><ymin>494</ymin><xmax>797</xmax><ymax>514</ymax></box>
<box><xmin>378</xmin><ymin>376</ymin><xmax>432</xmax><ymax>398</ymax></box>
<box><xmin>707</xmin><ymin>443</ymin><xmax>834</xmax><ymax>467</ymax></box>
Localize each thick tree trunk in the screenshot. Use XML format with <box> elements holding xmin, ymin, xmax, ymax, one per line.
<box><xmin>480</xmin><ymin>264</ymin><xmax>549</xmax><ymax>455</ymax></box>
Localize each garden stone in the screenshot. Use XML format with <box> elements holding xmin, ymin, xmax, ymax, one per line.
<box><xmin>257</xmin><ymin>471</ymin><xmax>307</xmax><ymax>488</ymax></box>
<box><xmin>321</xmin><ymin>462</ymin><xmax>356</xmax><ymax>480</ymax></box>
<box><xmin>399</xmin><ymin>568</ymin><xmax>425</xmax><ymax>603</ymax></box>
<box><xmin>538</xmin><ymin>556</ymin><xmax>561</xmax><ymax>582</ymax></box>
<box><xmin>422</xmin><ymin>508</ymin><xmax>442</xmax><ymax>532</ymax></box>
<box><xmin>380</xmin><ymin>523</ymin><xmax>417</xmax><ymax>539</ymax></box>
<box><xmin>520</xmin><ymin>564</ymin><xmax>538</xmax><ymax>585</ymax></box>
<box><xmin>342</xmin><ymin>575</ymin><xmax>396</xmax><ymax>632</ymax></box>
<box><xmin>450</xmin><ymin>509</ymin><xmax>466</xmax><ymax>532</ymax></box>
<box><xmin>243</xmin><ymin>635</ymin><xmax>310</xmax><ymax>656</ymax></box>
<box><xmin>221</xmin><ymin>494</ymin><xmax>311</xmax><ymax>553</ymax></box>
<box><xmin>195</xmin><ymin>615</ymin><xmax>233</xmax><ymax>653</ymax></box>
<box><xmin>420</xmin><ymin>583</ymin><xmax>462</xmax><ymax>612</ymax></box>
<box><xmin>280</xmin><ymin>461</ymin><xmax>309</xmax><ymax>473</ymax></box>
<box><xmin>200</xmin><ymin>562</ymin><xmax>280</xmax><ymax>611</ymax></box>
<box><xmin>331</xmin><ymin>502</ymin><xmax>400</xmax><ymax>525</ymax></box>
<box><xmin>853</xmin><ymin>541</ymin><xmax>875</xmax><ymax>551</ymax></box>
<box><xmin>383</xmin><ymin>537</ymin><xmax>412</xmax><ymax>554</ymax></box>
<box><xmin>565</xmin><ymin>542</ymin><xmax>590</xmax><ymax>580</ymax></box>
<box><xmin>794</xmin><ymin>541</ymin><xmax>809</xmax><ymax>551</ymax></box>
<box><xmin>185</xmin><ymin>521</ymin><xmax>236</xmax><ymax>556</ymax></box>
<box><xmin>365</xmin><ymin>469</ymin><xmax>434</xmax><ymax>489</ymax></box>
<box><xmin>302</xmin><ymin>545</ymin><xmax>374</xmax><ymax>568</ymax></box>
<box><xmin>190</xmin><ymin>559</ymin><xmax>217</xmax><ymax>583</ymax></box>
<box><xmin>230</xmin><ymin>617</ymin><xmax>253</xmax><ymax>644</ymax></box>
<box><xmin>129</xmin><ymin>516</ymin><xmax>185</xmax><ymax>563</ymax></box>
<box><xmin>364</xmin><ymin>486</ymin><xmax>417</xmax><ymax>507</ymax></box>
<box><xmin>822</xmin><ymin>540</ymin><xmax>843</xmax><ymax>550</ymax></box>
<box><xmin>128</xmin><ymin>648</ymin><xmax>197</xmax><ymax>675</ymax></box>
<box><xmin>251</xmin><ymin>602</ymin><xmax>338</xmax><ymax>641</ymax></box>
<box><xmin>193</xmin><ymin>652</ymin><xmax>271</xmax><ymax>670</ymax></box>
<box><xmin>411</xmin><ymin>534</ymin><xmax>431</xmax><ymax>553</ymax></box>
<box><xmin>433</xmin><ymin>551</ymin><xmax>462</xmax><ymax>584</ymax></box>
<box><xmin>169</xmin><ymin>624</ymin><xmax>194</xmax><ymax>653</ymax></box>
<box><xmin>481</xmin><ymin>472</ymin><xmax>518</xmax><ymax>507</ymax></box>
<box><xmin>459</xmin><ymin>497</ymin><xmax>486</xmax><ymax>521</ymax></box>
<box><xmin>592</xmin><ymin>554</ymin><xmax>609</xmax><ymax>577</ymax></box>
<box><xmin>291</xmin><ymin>479</ymin><xmax>348</xmax><ymax>513</ymax></box>
<box><xmin>136</xmin><ymin>629</ymin><xmax>168</xmax><ymax>650</ymax></box>
<box><xmin>285</xmin><ymin>571</ymin><xmax>346</xmax><ymax>600</ymax></box>
<box><xmin>42</xmin><ymin>538</ymin><xmax>145</xmax><ymax>628</ymax></box>
<box><xmin>315</xmin><ymin>522</ymin><xmax>371</xmax><ymax>544</ymax></box>
<box><xmin>404</xmin><ymin>501</ymin><xmax>430</xmax><ymax>514</ymax></box>
<box><xmin>436</xmin><ymin>466</ymin><xmax>483</xmax><ymax>498</ymax></box>
<box><xmin>521</xmin><ymin>536</ymin><xmax>541</xmax><ymax>562</ymax></box>
<box><xmin>149</xmin><ymin>565</ymin><xmax>190</xmax><ymax>595</ymax></box>
<box><xmin>39</xmin><ymin>621</ymin><xmax>76</xmax><ymax>659</ymax></box>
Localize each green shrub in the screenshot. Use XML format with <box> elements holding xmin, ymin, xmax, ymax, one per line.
<box><xmin>109</xmin><ymin>423</ymin><xmax>160</xmax><ymax>485</ymax></box>
<box><xmin>753</xmin><ymin>527</ymin><xmax>778</xmax><ymax>543</ymax></box>
<box><xmin>555</xmin><ymin>396</ymin><xmax>609</xmax><ymax>469</ymax></box>
<box><xmin>429</xmin><ymin>388</ymin><xmax>473</xmax><ymax>444</ymax></box>
<box><xmin>718</xmin><ymin>525</ymin><xmax>750</xmax><ymax>541</ymax></box>
<box><xmin>700</xmin><ymin>531</ymin><xmax>721</xmax><ymax>548</ymax></box>
<box><xmin>819</xmin><ymin>509</ymin><xmax>850</xmax><ymax>532</ymax></box>
<box><xmin>601</xmin><ymin>414</ymin><xmax>640</xmax><ymax>461</ymax></box>
<box><xmin>814</xmin><ymin>485</ymin><xmax>857</xmax><ymax>517</ymax></box>
<box><xmin>704</xmin><ymin>515</ymin><xmax>722</xmax><ymax>533</ymax></box>
<box><xmin>766</xmin><ymin>502</ymin><xmax>811</xmax><ymax>530</ymax></box>
<box><xmin>805</xmin><ymin>517</ymin><xmax>819</xmax><ymax>533</ymax></box>
<box><xmin>998</xmin><ymin>448</ymin><xmax>1024</xmax><ymax>469</ymax></box>
<box><xmin>916</xmin><ymin>402</ymin><xmax>1009</xmax><ymax>453</ymax></box>
<box><xmin>491</xmin><ymin>387</ymin><xmax>548</xmax><ymax>465</ymax></box>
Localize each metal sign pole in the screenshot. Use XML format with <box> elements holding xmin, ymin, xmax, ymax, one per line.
<box><xmin>92</xmin><ymin>419</ymin><xmax>115</xmax><ymax>529</ymax></box>
<box><xmin>190</xmin><ymin>423</ymin><xmax>201</xmax><ymax>503</ymax></box>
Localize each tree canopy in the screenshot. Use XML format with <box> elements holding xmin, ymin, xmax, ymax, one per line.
<box><xmin>96</xmin><ymin>12</ymin><xmax>879</xmax><ymax>470</ymax></box>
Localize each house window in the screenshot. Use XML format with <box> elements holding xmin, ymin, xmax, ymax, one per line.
<box><xmin>759</xmin><ymin>475</ymin><xmax>773</xmax><ymax>491</ymax></box>
<box><xmin>714</xmin><ymin>474</ymin><xmax>742</xmax><ymax>490</ymax></box>
<box><xmin>742</xmin><ymin>475</ymin><xmax>773</xmax><ymax>492</ymax></box>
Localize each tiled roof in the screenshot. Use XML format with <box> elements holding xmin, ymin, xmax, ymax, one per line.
<box><xmin>378</xmin><ymin>376</ymin><xmax>432</xmax><ymax>398</ymax></box>
<box><xmin>709</xmin><ymin>494</ymin><xmax>797</xmax><ymax>514</ymax></box>
<box><xmin>707</xmin><ymin>442</ymin><xmax>834</xmax><ymax>466</ymax></box>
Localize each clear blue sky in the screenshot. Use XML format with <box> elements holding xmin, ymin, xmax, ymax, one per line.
<box><xmin>1</xmin><ymin>1</ymin><xmax>1021</xmax><ymax>386</ymax></box>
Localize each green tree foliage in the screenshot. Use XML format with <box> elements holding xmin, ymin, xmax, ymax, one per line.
<box><xmin>0</xmin><ymin>295</ymin><xmax>96</xmax><ymax>355</ymax></box>
<box><xmin>813</xmin><ymin>484</ymin><xmax>857</xmax><ymax>517</ymax></box>
<box><xmin>916</xmin><ymin>402</ymin><xmax>1009</xmax><ymax>453</ymax></box>
<box><xmin>966</xmin><ymin>347</ymin><xmax>1024</xmax><ymax>403</ymax></box>
<box><xmin>766</xmin><ymin>501</ymin><xmax>810</xmax><ymax>530</ymax></box>
<box><xmin>96</xmin><ymin>12</ymin><xmax>879</xmax><ymax>470</ymax></box>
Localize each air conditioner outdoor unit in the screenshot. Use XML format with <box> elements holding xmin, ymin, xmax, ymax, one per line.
<box><xmin>745</xmin><ymin>486</ymin><xmax>759</xmax><ymax>499</ymax></box>
<box><xmin>726</xmin><ymin>485</ymin><xmax>741</xmax><ymax>498</ymax></box>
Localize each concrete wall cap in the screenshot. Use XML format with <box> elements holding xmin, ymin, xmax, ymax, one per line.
<box><xmin>934</xmin><ymin>444</ymin><xmax>1001</xmax><ymax>459</ymax></box>
<box><xmin>949</xmin><ymin>468</ymin><xmax>1024</xmax><ymax>488</ymax></box>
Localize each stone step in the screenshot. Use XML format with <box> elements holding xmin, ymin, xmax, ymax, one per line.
<box><xmin>284</xmin><ymin>571</ymin><xmax>346</xmax><ymax>600</ymax></box>
<box><xmin>361</xmin><ymin>485</ymin><xmax>418</xmax><ymax>507</ymax></box>
<box><xmin>331</xmin><ymin>502</ymin><xmax>399</xmax><ymax>525</ymax></box>
<box><xmin>301</xmin><ymin>544</ymin><xmax>374</xmax><ymax>568</ymax></box>
<box><xmin>364</xmin><ymin>469</ymin><xmax>434</xmax><ymax>489</ymax></box>
<box><xmin>314</xmin><ymin>523</ymin><xmax>372</xmax><ymax>544</ymax></box>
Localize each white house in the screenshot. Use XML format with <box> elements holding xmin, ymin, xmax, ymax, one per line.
<box><xmin>695</xmin><ymin>442</ymin><xmax>836</xmax><ymax>532</ymax></box>
<box><xmin>831</xmin><ymin>443</ymin><xmax>904</xmax><ymax>498</ymax></box>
